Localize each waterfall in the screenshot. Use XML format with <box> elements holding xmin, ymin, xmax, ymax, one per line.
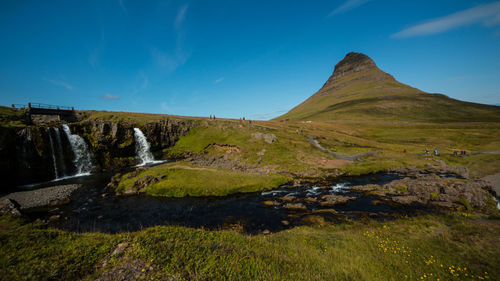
<box><xmin>133</xmin><ymin>128</ymin><xmax>155</xmax><ymax>165</ymax></box>
<box><xmin>47</xmin><ymin>128</ymin><xmax>59</xmax><ymax>178</ymax></box>
<box><xmin>62</xmin><ymin>124</ymin><xmax>93</xmax><ymax>175</ymax></box>
<box><xmin>53</xmin><ymin>127</ymin><xmax>66</xmax><ymax>176</ymax></box>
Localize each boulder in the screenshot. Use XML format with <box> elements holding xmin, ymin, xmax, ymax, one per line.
<box><xmin>0</xmin><ymin>198</ymin><xmax>21</xmax><ymax>217</ymax></box>
<box><xmin>312</xmin><ymin>209</ymin><xmax>338</xmax><ymax>215</ymax></box>
<box><xmin>281</xmin><ymin>220</ymin><xmax>290</xmax><ymax>226</ymax></box>
<box><xmin>251</xmin><ymin>132</ymin><xmax>277</xmax><ymax>144</ymax></box>
<box><xmin>278</xmin><ymin>195</ymin><xmax>296</xmax><ymax>203</ymax></box>
<box><xmin>284</xmin><ymin>203</ymin><xmax>308</xmax><ymax>211</ymax></box>
<box><xmin>262</xmin><ymin>200</ymin><xmax>280</xmax><ymax>207</ymax></box>
<box><xmin>391</xmin><ymin>196</ymin><xmax>422</xmax><ymax>205</ymax></box>
<box><xmin>304</xmin><ymin>197</ymin><xmax>318</xmax><ymax>203</ymax></box>
<box><xmin>319</xmin><ymin>195</ymin><xmax>355</xmax><ymax>206</ymax></box>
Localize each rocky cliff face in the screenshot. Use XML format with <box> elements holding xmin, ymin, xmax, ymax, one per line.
<box><xmin>320</xmin><ymin>52</ymin><xmax>395</xmax><ymax>93</ymax></box>
<box><xmin>0</xmin><ymin>118</ymin><xmax>197</xmax><ymax>191</ymax></box>
<box><xmin>0</xmin><ymin>126</ymin><xmax>55</xmax><ymax>190</ymax></box>
<box><xmin>75</xmin><ymin>118</ymin><xmax>195</xmax><ymax>170</ymax></box>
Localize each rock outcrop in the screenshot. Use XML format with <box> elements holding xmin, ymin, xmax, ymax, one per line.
<box><xmin>0</xmin><ymin>198</ymin><xmax>22</xmax><ymax>217</ymax></box>
<box><xmin>350</xmin><ymin>174</ymin><xmax>494</xmax><ymax>210</ymax></box>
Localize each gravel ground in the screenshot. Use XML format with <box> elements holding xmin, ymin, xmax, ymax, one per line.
<box><xmin>0</xmin><ymin>184</ymin><xmax>81</xmax><ymax>210</ymax></box>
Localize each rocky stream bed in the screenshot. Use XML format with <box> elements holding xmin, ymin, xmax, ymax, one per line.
<box><xmin>2</xmin><ymin>165</ymin><xmax>498</xmax><ymax>234</ymax></box>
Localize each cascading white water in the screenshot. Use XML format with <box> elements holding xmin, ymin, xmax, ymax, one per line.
<box><xmin>47</xmin><ymin>128</ymin><xmax>59</xmax><ymax>178</ymax></box>
<box><xmin>62</xmin><ymin>124</ymin><xmax>93</xmax><ymax>175</ymax></box>
<box><xmin>53</xmin><ymin>127</ymin><xmax>66</xmax><ymax>176</ymax></box>
<box><xmin>133</xmin><ymin>128</ymin><xmax>155</xmax><ymax>166</ymax></box>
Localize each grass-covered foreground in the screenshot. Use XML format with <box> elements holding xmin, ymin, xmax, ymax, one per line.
<box><xmin>116</xmin><ymin>162</ymin><xmax>288</xmax><ymax>197</ymax></box>
<box><xmin>1</xmin><ymin>213</ymin><xmax>499</xmax><ymax>280</ymax></box>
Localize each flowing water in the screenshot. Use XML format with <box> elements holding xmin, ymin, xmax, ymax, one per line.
<box><xmin>53</xmin><ymin>127</ymin><xmax>67</xmax><ymax>177</ymax></box>
<box><xmin>24</xmin><ymin>171</ymin><xmax>434</xmax><ymax>234</ymax></box>
<box><xmin>47</xmin><ymin>128</ymin><xmax>59</xmax><ymax>178</ymax></box>
<box><xmin>133</xmin><ymin>128</ymin><xmax>155</xmax><ymax>166</ymax></box>
<box><xmin>62</xmin><ymin>124</ymin><xmax>93</xmax><ymax>175</ymax></box>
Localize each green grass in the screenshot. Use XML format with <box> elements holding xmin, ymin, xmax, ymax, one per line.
<box><xmin>164</xmin><ymin>122</ymin><xmax>339</xmax><ymax>176</ymax></box>
<box><xmin>1</xmin><ymin>213</ymin><xmax>499</xmax><ymax>280</ymax></box>
<box><xmin>0</xmin><ymin>216</ymin><xmax>117</xmax><ymax>281</ymax></box>
<box><xmin>0</xmin><ymin>106</ymin><xmax>27</xmax><ymax>127</ymax></box>
<box><xmin>116</xmin><ymin>162</ymin><xmax>288</xmax><ymax>197</ymax></box>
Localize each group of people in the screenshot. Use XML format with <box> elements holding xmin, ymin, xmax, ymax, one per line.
<box><xmin>404</xmin><ymin>148</ymin><xmax>467</xmax><ymax>156</ymax></box>
<box><xmin>209</xmin><ymin>115</ymin><xmax>216</xmax><ymax>120</ymax></box>
<box><xmin>453</xmin><ymin>150</ymin><xmax>467</xmax><ymax>156</ymax></box>
<box><xmin>239</xmin><ymin>117</ymin><xmax>252</xmax><ymax>124</ymax></box>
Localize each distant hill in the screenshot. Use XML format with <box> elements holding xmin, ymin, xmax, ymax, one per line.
<box><xmin>276</xmin><ymin>52</ymin><xmax>500</xmax><ymax>122</ymax></box>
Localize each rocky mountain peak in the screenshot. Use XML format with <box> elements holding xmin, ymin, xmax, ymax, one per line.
<box><xmin>318</xmin><ymin>52</ymin><xmax>386</xmax><ymax>91</ymax></box>
<box><xmin>331</xmin><ymin>52</ymin><xmax>377</xmax><ymax>80</ymax></box>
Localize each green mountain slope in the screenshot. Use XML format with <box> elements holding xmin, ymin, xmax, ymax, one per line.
<box><xmin>276</xmin><ymin>52</ymin><xmax>500</xmax><ymax>122</ymax></box>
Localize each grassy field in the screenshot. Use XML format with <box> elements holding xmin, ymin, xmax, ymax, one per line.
<box><xmin>116</xmin><ymin>162</ymin><xmax>288</xmax><ymax>197</ymax></box>
<box><xmin>110</xmin><ymin>117</ymin><xmax>500</xmax><ymax>195</ymax></box>
<box><xmin>1</xmin><ymin>213</ymin><xmax>499</xmax><ymax>281</ymax></box>
<box><xmin>0</xmin><ymin>106</ymin><xmax>27</xmax><ymax>127</ymax></box>
<box><xmin>166</xmin><ymin>119</ymin><xmax>500</xmax><ymax>178</ymax></box>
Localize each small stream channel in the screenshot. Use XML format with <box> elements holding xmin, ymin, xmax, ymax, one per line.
<box><xmin>18</xmin><ymin>168</ymin><xmax>440</xmax><ymax>234</ymax></box>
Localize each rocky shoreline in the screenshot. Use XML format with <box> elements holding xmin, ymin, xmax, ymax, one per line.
<box><xmin>0</xmin><ymin>184</ymin><xmax>81</xmax><ymax>216</ymax></box>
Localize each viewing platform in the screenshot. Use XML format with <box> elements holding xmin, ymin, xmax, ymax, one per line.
<box><xmin>12</xmin><ymin>103</ymin><xmax>78</xmax><ymax>123</ymax></box>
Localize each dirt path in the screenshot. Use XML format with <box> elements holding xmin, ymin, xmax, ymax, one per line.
<box><xmin>167</xmin><ymin>165</ymin><xmax>218</xmax><ymax>172</ymax></box>
<box><xmin>478</xmin><ymin>150</ymin><xmax>500</xmax><ymax>155</ymax></box>
<box><xmin>307</xmin><ymin>136</ymin><xmax>382</xmax><ymax>161</ymax></box>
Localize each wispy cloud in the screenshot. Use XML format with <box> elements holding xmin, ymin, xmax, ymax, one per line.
<box><xmin>328</xmin><ymin>0</ymin><xmax>372</xmax><ymax>16</ymax></box>
<box><xmin>175</xmin><ymin>4</ymin><xmax>188</xmax><ymax>30</ymax></box>
<box><xmin>132</xmin><ymin>71</ymin><xmax>150</xmax><ymax>96</ymax></box>
<box><xmin>88</xmin><ymin>30</ymin><xmax>105</xmax><ymax>68</ymax></box>
<box><xmin>214</xmin><ymin>77</ymin><xmax>224</xmax><ymax>84</ymax></box>
<box><xmin>45</xmin><ymin>78</ymin><xmax>73</xmax><ymax>90</ymax></box>
<box><xmin>393</xmin><ymin>2</ymin><xmax>500</xmax><ymax>38</ymax></box>
<box><xmin>151</xmin><ymin>4</ymin><xmax>191</xmax><ymax>73</ymax></box>
<box><xmin>118</xmin><ymin>0</ymin><xmax>127</xmax><ymax>15</ymax></box>
<box><xmin>151</xmin><ymin>47</ymin><xmax>189</xmax><ymax>73</ymax></box>
<box><xmin>101</xmin><ymin>94</ymin><xmax>120</xmax><ymax>100</ymax></box>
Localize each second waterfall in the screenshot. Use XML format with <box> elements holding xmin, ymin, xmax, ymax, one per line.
<box><xmin>62</xmin><ymin>124</ymin><xmax>94</xmax><ymax>175</ymax></box>
<box><xmin>133</xmin><ymin>128</ymin><xmax>155</xmax><ymax>166</ymax></box>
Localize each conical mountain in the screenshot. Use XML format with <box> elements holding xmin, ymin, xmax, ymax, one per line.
<box><xmin>276</xmin><ymin>52</ymin><xmax>500</xmax><ymax>122</ymax></box>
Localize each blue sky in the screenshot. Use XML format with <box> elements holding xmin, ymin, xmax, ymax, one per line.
<box><xmin>1</xmin><ymin>0</ymin><xmax>499</xmax><ymax>120</ymax></box>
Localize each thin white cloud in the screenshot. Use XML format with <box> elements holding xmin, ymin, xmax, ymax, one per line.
<box><xmin>88</xmin><ymin>30</ymin><xmax>105</xmax><ymax>68</ymax></box>
<box><xmin>151</xmin><ymin>4</ymin><xmax>191</xmax><ymax>73</ymax></box>
<box><xmin>101</xmin><ymin>94</ymin><xmax>120</xmax><ymax>100</ymax></box>
<box><xmin>119</xmin><ymin>0</ymin><xmax>127</xmax><ymax>15</ymax></box>
<box><xmin>151</xmin><ymin>47</ymin><xmax>189</xmax><ymax>73</ymax></box>
<box><xmin>328</xmin><ymin>0</ymin><xmax>372</xmax><ymax>16</ymax></box>
<box><xmin>45</xmin><ymin>79</ymin><xmax>73</xmax><ymax>90</ymax></box>
<box><xmin>393</xmin><ymin>2</ymin><xmax>500</xmax><ymax>38</ymax></box>
<box><xmin>132</xmin><ymin>71</ymin><xmax>150</xmax><ymax>96</ymax></box>
<box><xmin>175</xmin><ymin>4</ymin><xmax>189</xmax><ymax>30</ymax></box>
<box><xmin>214</xmin><ymin>77</ymin><xmax>224</xmax><ymax>84</ymax></box>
